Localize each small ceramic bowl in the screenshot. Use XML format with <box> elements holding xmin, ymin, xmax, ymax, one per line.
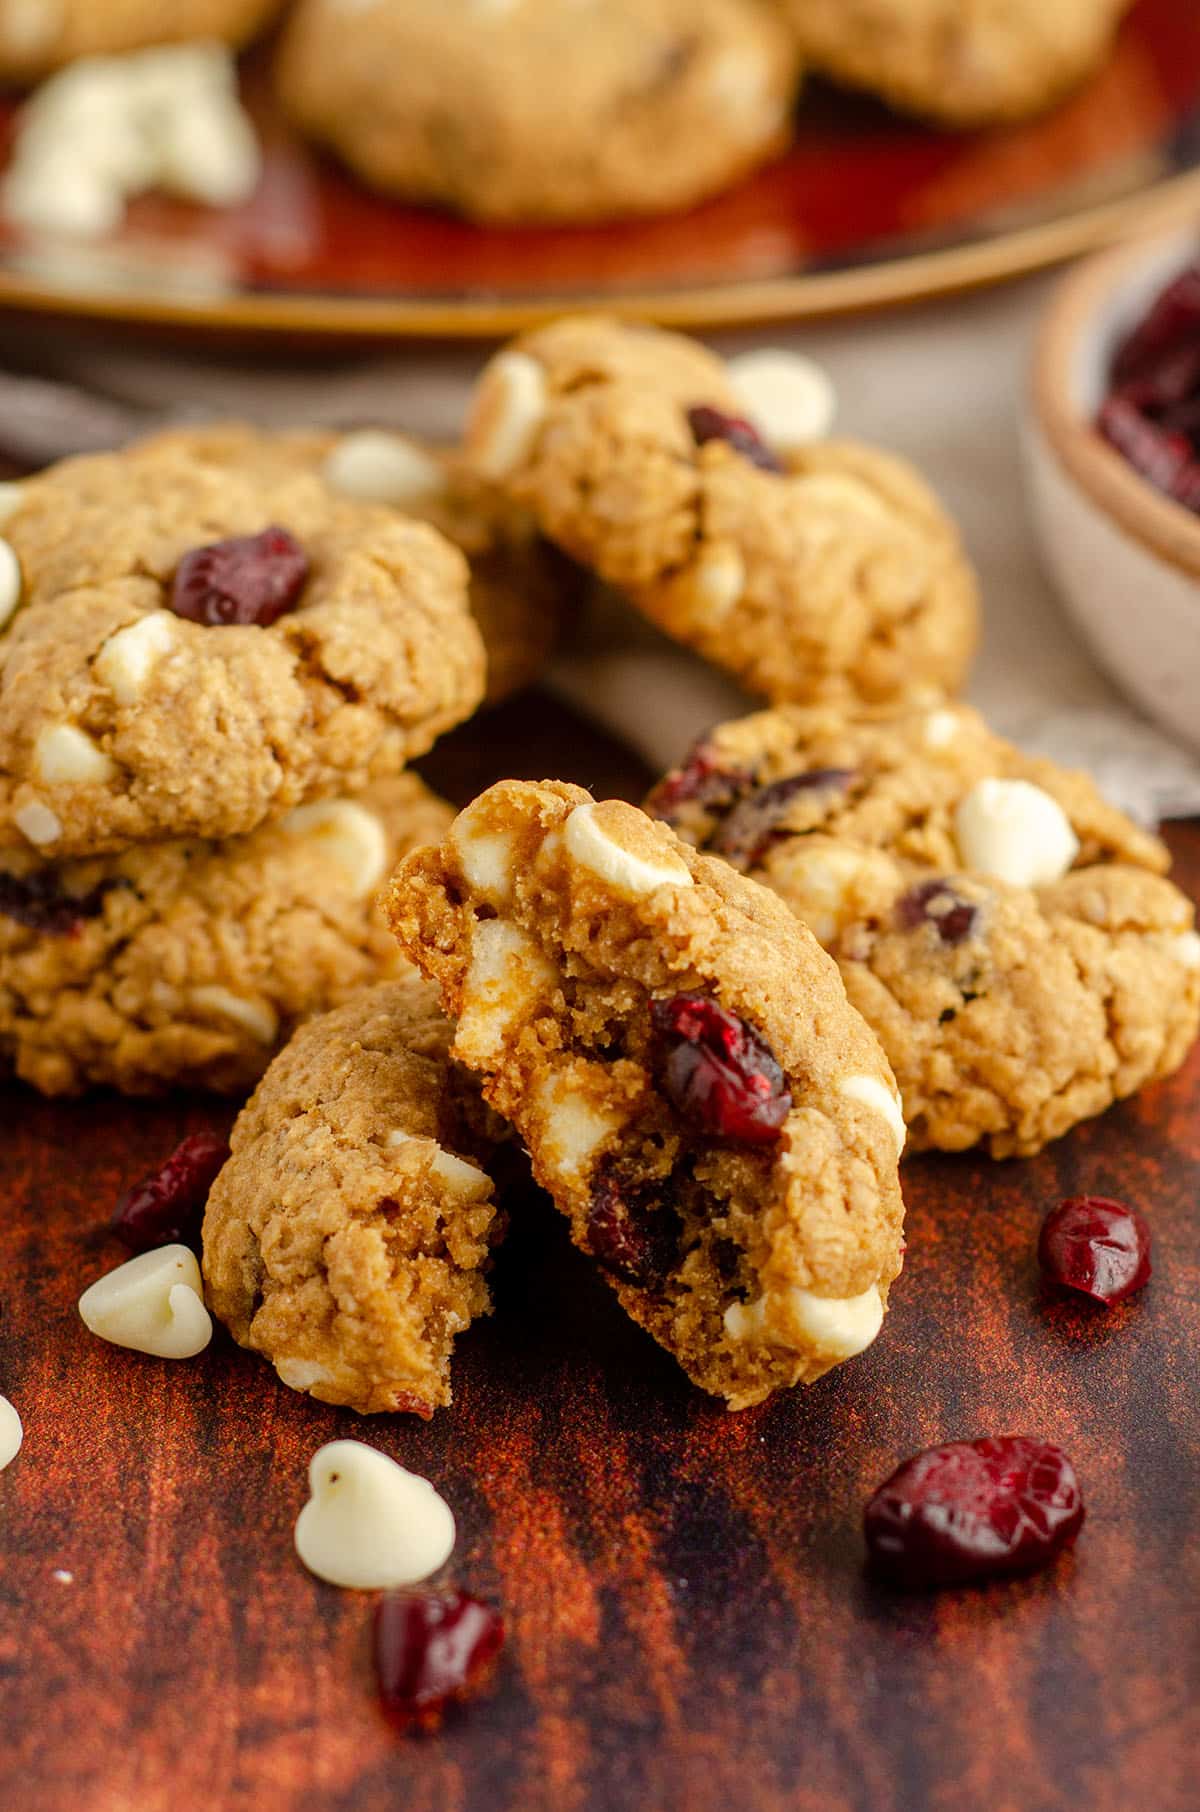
<box><xmin>1025</xmin><ymin>227</ymin><xmax>1200</xmax><ymax>755</ymax></box>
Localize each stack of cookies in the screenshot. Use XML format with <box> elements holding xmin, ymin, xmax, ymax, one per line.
<box><xmin>0</xmin><ymin>421</ymin><xmax>559</xmax><ymax>1095</ymax></box>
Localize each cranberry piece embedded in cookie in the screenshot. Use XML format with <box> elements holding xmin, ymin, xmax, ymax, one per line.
<box><xmin>709</xmin><ymin>770</ymin><xmax>855</xmax><ymax>868</ymax></box>
<box><xmin>169</xmin><ymin>526</ymin><xmax>310</xmax><ymax>628</ymax></box>
<box><xmin>686</xmin><ymin>405</ymin><xmax>784</xmax><ymax>475</ymax></box>
<box><xmin>0</xmin><ymin>870</ymin><xmax>118</xmax><ymax>936</ymax></box>
<box><xmin>1038</xmin><ymin>1196</ymin><xmax>1151</xmax><ymax>1306</ymax></box>
<box><xmin>375</xmin><ymin>1588</ymin><xmax>505</xmax><ymax>1733</ymax></box>
<box><xmin>112</xmin><ymin>1131</ymin><xmax>231</xmax><ymax>1252</ymax></box>
<box><xmin>644</xmin><ymin>741</ymin><xmax>751</xmax><ymax>824</ymax></box>
<box><xmin>895</xmin><ymin>878</ymin><xmax>980</xmax><ymax>946</ymax></box>
<box><xmin>586</xmin><ymin>1161</ymin><xmax>681</xmax><ymax>1290</ymax></box>
<box><xmin>864</xmin><ymin>1436</ymin><xmax>1085</xmax><ymax>1589</ymax></box>
<box><xmin>651</xmin><ymin>993</ymin><xmax>792</xmax><ymax>1145</ymax></box>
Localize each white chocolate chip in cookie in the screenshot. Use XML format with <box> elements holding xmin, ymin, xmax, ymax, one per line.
<box><xmin>294</xmin><ymin>1439</ymin><xmax>455</xmax><ymax>1590</ymax></box>
<box><xmin>33</xmin><ymin>723</ymin><xmax>115</xmax><ymax>785</ymax></box>
<box><xmin>922</xmin><ymin>707</ymin><xmax>961</xmax><ymax>750</ymax></box>
<box><xmin>457</xmin><ymin>918</ymin><xmax>555</xmax><ymax>1062</ymax></box>
<box><xmin>190</xmin><ymin>986</ymin><xmax>280</xmax><ymax>1046</ymax></box>
<box><xmin>564</xmin><ymin>800</ymin><xmax>693</xmax><ymax>898</ymax></box>
<box><xmin>450</xmin><ymin>798</ymin><xmax>517</xmax><ymax>906</ymax></box>
<box><xmin>78</xmin><ymin>1245</ymin><xmax>212</xmax><ymax>1360</ymax></box>
<box><xmin>839</xmin><ymin>1074</ymin><xmax>906</xmax><ymax>1153</ymax></box>
<box><xmin>532</xmin><ymin>1069</ymin><xmax>622</xmax><ymax>1182</ymax></box>
<box><xmin>276</xmin><ymin>1358</ymin><xmax>334</xmax><ymax>1393</ymax></box>
<box><xmin>283</xmin><ymin>799</ymin><xmax>389</xmax><ymax>899</ymax></box>
<box><xmin>0</xmin><ymin>1395</ymin><xmax>23</xmax><ymax>1472</ymax></box>
<box><xmin>0</xmin><ymin>537</ymin><xmax>21</xmax><ymax>629</ymax></box>
<box><xmin>955</xmin><ymin>778</ymin><xmax>1080</xmax><ymax>888</ymax></box>
<box><xmin>93</xmin><ymin>610</ymin><xmax>176</xmax><ymax>704</ymax></box>
<box><xmin>323</xmin><ymin>431</ymin><xmax>445</xmax><ymax>506</ymax></box>
<box><xmin>726</xmin><ymin>350</ymin><xmax>836</xmax><ymax>450</ymax></box>
<box><xmin>1167</xmin><ymin>930</ymin><xmax>1200</xmax><ymax>970</ymax></box>
<box><xmin>688</xmin><ymin>544</ymin><xmax>745</xmax><ymax>627</ymax></box>
<box><xmin>469</xmin><ymin>351</ymin><xmax>548</xmax><ymax>481</ymax></box>
<box><xmin>0</xmin><ymin>484</ymin><xmax>24</xmax><ymax>525</ymax></box>
<box><xmin>724</xmin><ymin>1282</ymin><xmax>884</xmax><ymax>1360</ymax></box>
<box><xmin>385</xmin><ymin>1130</ymin><xmax>493</xmax><ymax>1201</ymax></box>
<box><xmin>14</xmin><ymin>800</ymin><xmax>62</xmax><ymax>848</ymax></box>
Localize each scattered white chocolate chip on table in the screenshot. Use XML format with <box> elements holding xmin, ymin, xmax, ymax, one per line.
<box><xmin>78</xmin><ymin>1245</ymin><xmax>213</xmax><ymax>1360</ymax></box>
<box><xmin>294</xmin><ymin>1440</ymin><xmax>456</xmax><ymax>1590</ymax></box>
<box><xmin>0</xmin><ymin>1395</ymin><xmax>23</xmax><ymax>1471</ymax></box>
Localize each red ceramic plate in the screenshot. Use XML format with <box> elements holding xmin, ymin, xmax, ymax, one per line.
<box><xmin>0</xmin><ymin>0</ymin><xmax>1197</xmax><ymax>340</ymax></box>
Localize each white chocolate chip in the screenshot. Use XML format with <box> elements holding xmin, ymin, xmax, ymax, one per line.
<box><xmin>839</xmin><ymin>1073</ymin><xmax>907</xmax><ymax>1153</ymax></box>
<box><xmin>282</xmin><ymin>799</ymin><xmax>389</xmax><ymax>899</ymax></box>
<box><xmin>457</xmin><ymin>918</ymin><xmax>555</xmax><ymax>1063</ymax></box>
<box><xmin>276</xmin><ymin>1358</ymin><xmax>334</xmax><ymax>1393</ymax></box>
<box><xmin>385</xmin><ymin>1131</ymin><xmax>492</xmax><ymax>1201</ymax></box>
<box><xmin>322</xmin><ymin>431</ymin><xmax>445</xmax><ymax>507</ymax></box>
<box><xmin>0</xmin><ymin>536</ymin><xmax>21</xmax><ymax>629</ymax></box>
<box><xmin>0</xmin><ymin>1395</ymin><xmax>23</xmax><ymax>1471</ymax></box>
<box><xmin>724</xmin><ymin>1283</ymin><xmax>884</xmax><ymax>1360</ymax></box>
<box><xmin>293</xmin><ymin>1440</ymin><xmax>455</xmax><ymax>1590</ymax></box>
<box><xmin>777</xmin><ymin>843</ymin><xmax>869</xmax><ymax>947</ymax></box>
<box><xmin>532</xmin><ymin>1070</ymin><xmax>621</xmax><ymax>1182</ymax></box>
<box><xmin>33</xmin><ymin>722</ymin><xmax>115</xmax><ymax>785</ymax></box>
<box><xmin>93</xmin><ymin>610</ymin><xmax>175</xmax><ymax>703</ymax></box>
<box><xmin>922</xmin><ymin>708</ymin><xmax>961</xmax><ymax>750</ymax></box>
<box><xmin>469</xmin><ymin>351</ymin><xmax>548</xmax><ymax>481</ymax></box>
<box><xmin>78</xmin><ymin>1245</ymin><xmax>212</xmax><ymax>1360</ymax></box>
<box><xmin>14</xmin><ymin>800</ymin><xmax>62</xmax><ymax>847</ymax></box>
<box><xmin>154</xmin><ymin>99</ymin><xmax>261</xmax><ymax>207</ymax></box>
<box><xmin>726</xmin><ymin>349</ymin><xmax>836</xmax><ymax>450</ymax></box>
<box><xmin>449</xmin><ymin>800</ymin><xmax>517</xmax><ymax>906</ymax></box>
<box><xmin>687</xmin><ymin>544</ymin><xmax>745</xmax><ymax>627</ymax></box>
<box><xmin>1168</xmin><ymin>930</ymin><xmax>1200</xmax><ymax>970</ymax></box>
<box><xmin>190</xmin><ymin>986</ymin><xmax>279</xmax><ymax>1045</ymax></box>
<box><xmin>0</xmin><ymin>484</ymin><xmax>24</xmax><ymax>525</ymax></box>
<box><xmin>954</xmin><ymin>779</ymin><xmax>1080</xmax><ymax>888</ymax></box>
<box><xmin>564</xmin><ymin>800</ymin><xmax>693</xmax><ymax>898</ymax></box>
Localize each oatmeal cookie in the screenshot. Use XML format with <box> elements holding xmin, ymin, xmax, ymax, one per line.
<box><xmin>778</xmin><ymin>0</ymin><xmax>1133</xmax><ymax>126</ymax></box>
<box><xmin>203</xmin><ymin>978</ymin><xmax>502</xmax><ymax>1416</ymax></box>
<box><xmin>464</xmin><ymin>316</ymin><xmax>979</xmax><ymax>705</ymax></box>
<box><xmin>274</xmin><ymin>0</ymin><xmax>800</xmax><ymax>224</ymax></box>
<box><xmin>388</xmin><ymin>779</ymin><xmax>906</xmax><ymax>1410</ymax></box>
<box><xmin>0</xmin><ymin>426</ymin><xmax>485</xmax><ymax>859</ymax></box>
<box><xmin>648</xmin><ymin>698</ymin><xmax>1200</xmax><ymax>1156</ymax></box>
<box><xmin>0</xmin><ymin>0</ymin><xmax>284</xmax><ymax>83</ymax></box>
<box><xmin>0</xmin><ymin>772</ymin><xmax>452</xmax><ymax>1097</ymax></box>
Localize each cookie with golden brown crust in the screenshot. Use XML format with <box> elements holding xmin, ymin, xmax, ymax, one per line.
<box><xmin>777</xmin><ymin>0</ymin><xmax>1132</xmax><ymax>127</ymax></box>
<box><xmin>275</xmin><ymin>0</ymin><xmax>799</xmax><ymax>224</ymax></box>
<box><xmin>464</xmin><ymin>315</ymin><xmax>979</xmax><ymax>707</ymax></box>
<box><xmin>202</xmin><ymin>978</ymin><xmax>502</xmax><ymax>1417</ymax></box>
<box><xmin>0</xmin><ymin>772</ymin><xmax>453</xmax><ymax>1098</ymax></box>
<box><xmin>0</xmin><ymin>0</ymin><xmax>283</xmax><ymax>82</ymax></box>
<box><xmin>388</xmin><ymin>778</ymin><xmax>906</xmax><ymax>1410</ymax></box>
<box><xmin>0</xmin><ymin>426</ymin><xmax>485</xmax><ymax>859</ymax></box>
<box><xmin>648</xmin><ymin>699</ymin><xmax>1200</xmax><ymax>1156</ymax></box>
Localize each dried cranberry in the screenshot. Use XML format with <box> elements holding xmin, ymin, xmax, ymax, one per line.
<box><xmin>687</xmin><ymin>404</ymin><xmax>784</xmax><ymax>475</ymax></box>
<box><xmin>375</xmin><ymin>1589</ymin><xmax>504</xmax><ymax>1733</ymax></box>
<box><xmin>111</xmin><ymin>1130</ymin><xmax>230</xmax><ymax>1251</ymax></box>
<box><xmin>644</xmin><ymin>741</ymin><xmax>751</xmax><ymax>823</ymax></box>
<box><xmin>1112</xmin><ymin>261</ymin><xmax>1200</xmax><ymax>385</ymax></box>
<box><xmin>586</xmin><ymin>1159</ymin><xmax>681</xmax><ymax>1289</ymax></box>
<box><xmin>169</xmin><ymin>526</ymin><xmax>309</xmax><ymax>628</ymax></box>
<box><xmin>709</xmin><ymin>770</ymin><xmax>854</xmax><ymax>868</ymax></box>
<box><xmin>895</xmin><ymin>878</ymin><xmax>979</xmax><ymax>946</ymax></box>
<box><xmin>864</xmin><ymin>1436</ymin><xmax>1085</xmax><ymax>1589</ymax></box>
<box><xmin>0</xmin><ymin>870</ymin><xmax>119</xmax><ymax>936</ymax></box>
<box><xmin>1038</xmin><ymin>1195</ymin><xmax>1151</xmax><ymax>1306</ymax></box>
<box><xmin>651</xmin><ymin>993</ymin><xmax>791</xmax><ymax>1145</ymax></box>
<box><xmin>1098</xmin><ymin>395</ymin><xmax>1196</xmax><ymax>496</ymax></box>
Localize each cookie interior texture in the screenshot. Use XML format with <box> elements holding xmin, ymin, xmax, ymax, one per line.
<box><xmin>202</xmin><ymin>979</ymin><xmax>501</xmax><ymax>1416</ymax></box>
<box><xmin>388</xmin><ymin>779</ymin><xmax>905</xmax><ymax>1410</ymax></box>
<box><xmin>464</xmin><ymin>315</ymin><xmax>979</xmax><ymax>706</ymax></box>
<box><xmin>649</xmin><ymin>698</ymin><xmax>1200</xmax><ymax>1156</ymax></box>
<box><xmin>0</xmin><ymin>772</ymin><xmax>453</xmax><ymax>1097</ymax></box>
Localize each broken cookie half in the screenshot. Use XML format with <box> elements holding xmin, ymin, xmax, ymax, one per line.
<box><xmin>387</xmin><ymin>779</ymin><xmax>906</xmax><ymax>1410</ymax></box>
<box><xmin>202</xmin><ymin>978</ymin><xmax>504</xmax><ymax>1416</ymax></box>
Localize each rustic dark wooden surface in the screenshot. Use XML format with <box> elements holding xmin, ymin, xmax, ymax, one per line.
<box><xmin>1</xmin><ymin>692</ymin><xmax>1198</xmax><ymax>1812</ymax></box>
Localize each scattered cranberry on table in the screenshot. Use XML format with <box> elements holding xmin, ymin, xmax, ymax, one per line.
<box><xmin>686</xmin><ymin>404</ymin><xmax>785</xmax><ymax>474</ymax></box>
<box><xmin>651</xmin><ymin>993</ymin><xmax>792</xmax><ymax>1145</ymax></box>
<box><xmin>864</xmin><ymin>1435</ymin><xmax>1085</xmax><ymax>1589</ymax></box>
<box><xmin>1038</xmin><ymin>1195</ymin><xmax>1152</xmax><ymax>1306</ymax></box>
<box><xmin>169</xmin><ymin>525</ymin><xmax>310</xmax><ymax>627</ymax></box>
<box><xmin>111</xmin><ymin>1131</ymin><xmax>231</xmax><ymax>1252</ymax></box>
<box><xmin>1097</xmin><ymin>258</ymin><xmax>1200</xmax><ymax>515</ymax></box>
<box><xmin>375</xmin><ymin>1588</ymin><xmax>505</xmax><ymax>1733</ymax></box>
